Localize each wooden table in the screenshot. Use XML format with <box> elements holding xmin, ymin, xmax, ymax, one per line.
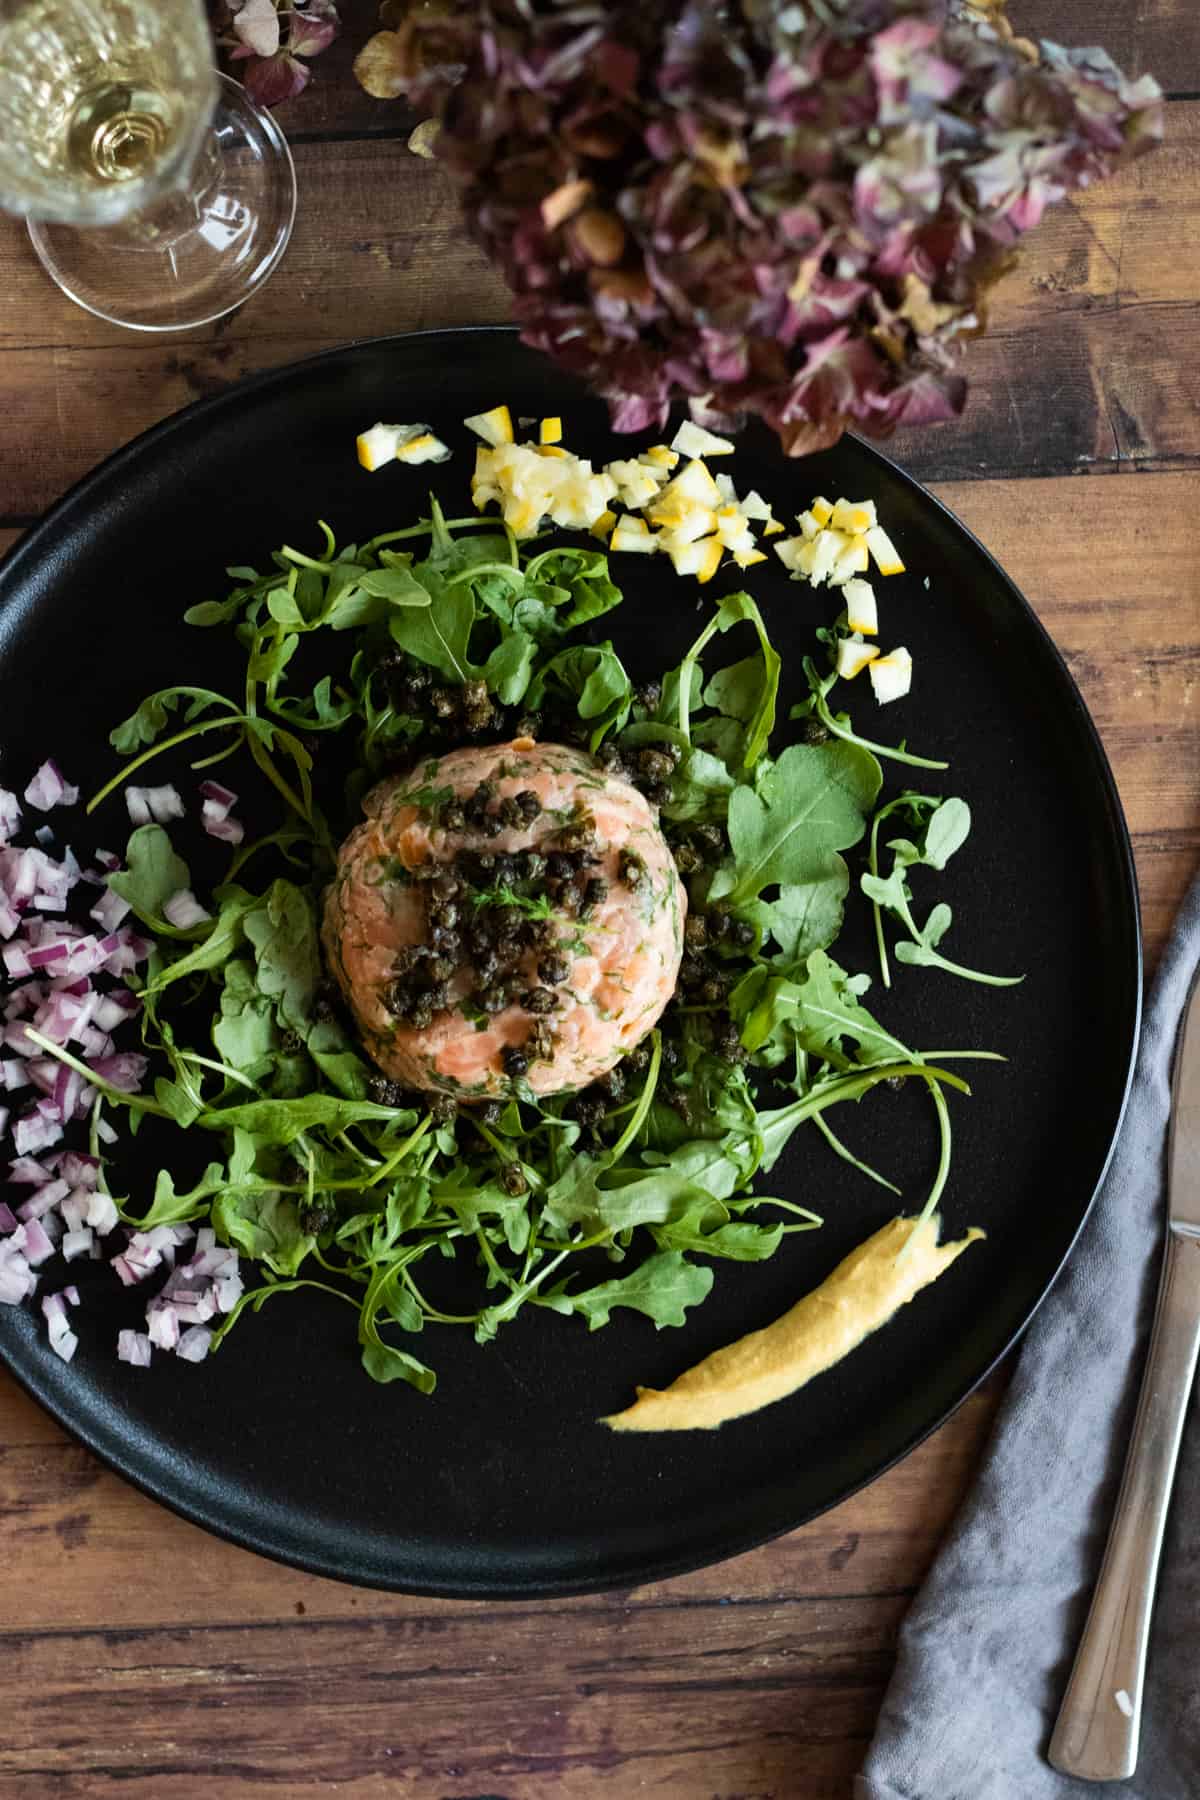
<box><xmin>0</xmin><ymin>4</ymin><xmax>1196</xmax><ymax>1795</ymax></box>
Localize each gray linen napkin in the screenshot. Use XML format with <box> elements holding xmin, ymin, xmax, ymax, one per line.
<box><xmin>857</xmin><ymin>870</ymin><xmax>1200</xmax><ymax>1800</ymax></box>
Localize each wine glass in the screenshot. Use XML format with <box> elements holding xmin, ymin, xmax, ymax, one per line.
<box><xmin>0</xmin><ymin>0</ymin><xmax>296</xmax><ymax>331</ymax></box>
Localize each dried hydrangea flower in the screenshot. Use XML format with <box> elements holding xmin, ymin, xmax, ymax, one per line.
<box><xmin>361</xmin><ymin>0</ymin><xmax>1162</xmax><ymax>451</ymax></box>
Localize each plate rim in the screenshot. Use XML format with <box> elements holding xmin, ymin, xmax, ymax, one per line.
<box><xmin>0</xmin><ymin>325</ymin><xmax>1143</xmax><ymax>1597</ymax></box>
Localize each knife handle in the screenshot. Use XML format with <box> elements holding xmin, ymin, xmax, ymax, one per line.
<box><xmin>1048</xmin><ymin>1227</ymin><xmax>1200</xmax><ymax>1782</ymax></box>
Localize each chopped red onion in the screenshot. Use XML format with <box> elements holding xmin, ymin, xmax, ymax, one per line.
<box><xmin>117</xmin><ymin>1329</ymin><xmax>153</xmax><ymax>1367</ymax></box>
<box><xmin>88</xmin><ymin>1052</ymin><xmax>147</xmax><ymax>1093</ymax></box>
<box><xmin>0</xmin><ymin>1059</ymin><xmax>28</xmax><ymax>1091</ymax></box>
<box><xmin>22</xmin><ymin>1216</ymin><xmax>55</xmax><ymax>1266</ymax></box>
<box><xmin>163</xmin><ymin>888</ymin><xmax>211</xmax><ymax>930</ymax></box>
<box><xmin>26</xmin><ymin>943</ymin><xmax>69</xmax><ymax>971</ymax></box>
<box><xmin>59</xmin><ymin>1191</ymin><xmax>88</xmax><ymax>1232</ymax></box>
<box><xmin>0</xmin><ymin>1203</ymin><xmax>17</xmax><ymax>1234</ymax></box>
<box><xmin>77</xmin><ymin>1026</ymin><xmax>114</xmax><ymax>1060</ymax></box>
<box><xmin>198</xmin><ymin>781</ymin><xmax>238</xmax><ymax>815</ymax></box>
<box><xmin>95</xmin><ymin>1116</ymin><xmax>117</xmax><ymax>1146</ymax></box>
<box><xmin>202</xmin><ymin>805</ymin><xmax>245</xmax><ymax>845</ymax></box>
<box><xmin>101</xmin><ymin>929</ymin><xmax>152</xmax><ymax>977</ymax></box>
<box><xmin>125</xmin><ymin>784</ymin><xmax>183</xmax><ymax>826</ymax></box>
<box><xmin>41</xmin><ymin>1292</ymin><xmax>78</xmax><ymax>1362</ymax></box>
<box><xmin>92</xmin><ymin>991</ymin><xmax>139</xmax><ymax>1032</ymax></box>
<box><xmin>0</xmin><ymin>901</ymin><xmax>20</xmax><ymax>940</ymax></box>
<box><xmin>23</xmin><ymin>761</ymin><xmax>79</xmax><ymax>813</ymax></box>
<box><xmin>89</xmin><ymin>888</ymin><xmax>131</xmax><ymax>933</ymax></box>
<box><xmin>85</xmin><ymin>1191</ymin><xmax>118</xmax><ymax>1235</ymax></box>
<box><xmin>60</xmin><ymin>1151</ymin><xmax>97</xmax><ymax>1188</ymax></box>
<box><xmin>2</xmin><ymin>944</ymin><xmax>32</xmax><ymax>980</ymax></box>
<box><xmin>0</xmin><ymin>1228</ymin><xmax>36</xmax><ymax>1305</ymax></box>
<box><xmin>34</xmin><ymin>826</ymin><xmax>54</xmax><ymax>849</ymax></box>
<box><xmin>17</xmin><ymin>1176</ymin><xmax>69</xmax><ymax>1221</ymax></box>
<box><xmin>147</xmin><ymin>1305</ymin><xmax>181</xmax><ymax>1350</ymax></box>
<box><xmin>61</xmin><ymin>1227</ymin><xmax>93</xmax><ymax>1261</ymax></box>
<box><xmin>6</xmin><ymin>1155</ymin><xmax>52</xmax><ymax>1186</ymax></box>
<box><xmin>13</xmin><ymin>1105</ymin><xmax>63</xmax><ymax>1156</ymax></box>
<box><xmin>175</xmin><ymin>1326</ymin><xmax>212</xmax><ymax>1363</ymax></box>
<box><xmin>0</xmin><ymin>789</ymin><xmax>21</xmax><ymax>840</ymax></box>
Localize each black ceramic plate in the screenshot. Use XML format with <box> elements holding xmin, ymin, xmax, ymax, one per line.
<box><xmin>0</xmin><ymin>329</ymin><xmax>1140</xmax><ymax>1598</ymax></box>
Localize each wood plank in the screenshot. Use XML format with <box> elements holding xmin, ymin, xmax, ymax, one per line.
<box><xmin>1</xmin><ymin>101</ymin><xmax>1196</xmax><ymax>512</ymax></box>
<box><xmin>271</xmin><ymin>0</ymin><xmax>1198</xmax><ymax>143</ymax></box>
<box><xmin>0</xmin><ymin>1594</ymin><xmax>891</xmax><ymax>1798</ymax></box>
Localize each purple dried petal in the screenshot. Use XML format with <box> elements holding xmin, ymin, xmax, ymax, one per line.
<box><xmin>242</xmin><ymin>51</ymin><xmax>311</xmax><ymax>108</ymax></box>
<box><xmin>288</xmin><ymin>0</ymin><xmax>339</xmax><ymax>61</ymax></box>
<box><xmin>400</xmin><ymin>0</ymin><xmax>1163</xmax><ymax>452</ymax></box>
<box><xmin>232</xmin><ymin>0</ymin><xmax>279</xmax><ymax>61</ymax></box>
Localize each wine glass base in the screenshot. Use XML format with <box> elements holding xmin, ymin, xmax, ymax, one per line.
<box><xmin>27</xmin><ymin>76</ymin><xmax>296</xmax><ymax>332</ymax></box>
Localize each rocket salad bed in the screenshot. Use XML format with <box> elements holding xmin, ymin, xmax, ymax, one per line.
<box><xmin>0</xmin><ymin>462</ymin><xmax>1019</xmax><ymax>1393</ymax></box>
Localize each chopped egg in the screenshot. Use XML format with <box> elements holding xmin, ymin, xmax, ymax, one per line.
<box><xmin>713</xmin><ymin>505</ymin><xmax>757</xmax><ymax>554</ymax></box>
<box><xmin>591</xmin><ymin>508</ymin><xmax>616</xmax><ymax>540</ymax></box>
<box><xmin>733</xmin><ymin>548</ymin><xmax>767</xmax><ymax>569</ymax></box>
<box><xmin>666</xmin><ymin>535</ymin><xmax>723</xmax><ymax>583</ymax></box>
<box><xmin>607</xmin><ymin>458</ymin><xmax>666</xmax><ymax>510</ymax></box>
<box><xmin>797</xmin><ymin>509</ymin><xmax>824</xmax><ymax>541</ymax></box>
<box><xmin>763</xmin><ymin>519</ymin><xmax>784</xmax><ymax>536</ymax></box>
<box><xmin>473</xmin><ymin>441</ymin><xmax>615</xmax><ymax>537</ymax></box>
<box><xmin>648</xmin><ymin>494</ymin><xmax>718</xmax><ymax>545</ymax></box>
<box><xmin>356</xmin><ymin>422</ymin><xmax>450</xmax><ymax>472</ymax></box>
<box><xmin>831</xmin><ymin>497</ymin><xmax>877</xmax><ymax>534</ymax></box>
<box><xmin>539</xmin><ymin>417</ymin><xmax>563</xmax><ymax>445</ymax></box>
<box><xmin>810</xmin><ymin>495</ymin><xmax>834</xmax><ymax>527</ymax></box>
<box><xmin>869</xmin><ymin>646</ymin><xmax>913</xmax><ymax>704</ymax></box>
<box><xmin>738</xmin><ymin>489</ymin><xmax>775</xmax><ymax>524</ymax></box>
<box><xmin>463</xmin><ymin>404</ymin><xmax>515</xmax><ymax>447</ymax></box>
<box><xmin>610</xmin><ymin>515</ymin><xmax>659</xmax><ymax>555</ymax></box>
<box><xmin>809</xmin><ymin>529</ymin><xmax>848</xmax><ymax>585</ymax></box>
<box><xmin>842</xmin><ymin>579</ymin><xmax>878</xmax><ymax>635</ymax></box>
<box><xmin>836</xmin><ymin>635</ymin><xmax>880</xmax><ymax>680</ymax></box>
<box><xmin>773</xmin><ymin>535</ymin><xmax>815</xmax><ymax>575</ymax></box>
<box><xmin>671</xmin><ymin>419</ymin><xmax>735</xmax><ymax>458</ymax></box>
<box><xmin>662</xmin><ymin>458</ymin><xmax>722</xmax><ymax>508</ymax></box>
<box><xmin>714</xmin><ymin>472</ymin><xmax>738</xmax><ymax>503</ymax></box>
<box><xmin>830</xmin><ymin>535</ymin><xmax>870</xmax><ymax>584</ymax></box>
<box><xmin>866</xmin><ymin>525</ymin><xmax>905</xmax><ymax>576</ymax></box>
<box><xmin>640</xmin><ymin>444</ymin><xmax>679</xmax><ymax>471</ymax></box>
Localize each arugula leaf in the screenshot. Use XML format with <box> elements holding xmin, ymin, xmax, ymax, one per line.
<box><xmin>244</xmin><ymin>880</ymin><xmax>319</xmax><ymax>1035</ymax></box>
<box><xmin>482</xmin><ymin>628</ymin><xmax>535</xmax><ymax>705</ymax></box>
<box><xmin>541</xmin><ymin>1158</ymin><xmax>709</xmax><ymax>1236</ymax></box>
<box><xmin>527</xmin><ymin>643</ymin><xmax>632</xmax><ymax>743</ymax></box>
<box><xmin>358</xmin><ymin>1263</ymin><xmax>438</xmax><ymax>1391</ymax></box>
<box><xmin>124</xmin><ymin>1160</ymin><xmax>228</xmax><ymax>1228</ymax></box>
<box><xmin>143</xmin><ymin>887</ymin><xmax>260</xmax><ymax>997</ymax></box>
<box><xmin>212</xmin><ymin>957</ymin><xmax>277</xmax><ymax>1074</ymax></box>
<box><xmin>760</xmin><ymin>863</ymin><xmax>849</xmax><ymax>965</ymax></box>
<box><xmin>356</xmin><ymin>565</ymin><xmax>434</xmax><ymax>606</ymax></box>
<box><xmin>389</xmin><ymin>582</ymin><xmax>477</xmax><ymax>681</ymax></box>
<box><xmin>107</xmin><ymin>825</ymin><xmax>193</xmax><ymax>931</ymax></box>
<box><xmin>197</xmin><ymin>1093</ymin><xmax>419</xmax><ymax>1143</ymax></box>
<box><xmin>709</xmin><ymin>741</ymin><xmax>881</xmax><ymax>909</ymax></box>
<box><xmin>651</xmin><ymin>1197</ymin><xmax>784</xmax><ymax>1262</ymax></box>
<box><xmin>214</xmin><ymin>1187</ymin><xmax>315</xmax><ymax>1277</ymax></box>
<box><xmin>863</xmin><ymin>797</ymin><xmax>1023</xmax><ymax>987</ymax></box>
<box><xmin>548</xmin><ymin>1251</ymin><xmax>713</xmax><ymax>1332</ymax></box>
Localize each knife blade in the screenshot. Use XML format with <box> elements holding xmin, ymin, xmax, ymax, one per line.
<box><xmin>1049</xmin><ymin>960</ymin><xmax>1200</xmax><ymax>1781</ymax></box>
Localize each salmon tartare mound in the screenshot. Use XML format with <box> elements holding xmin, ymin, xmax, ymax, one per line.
<box><xmin>322</xmin><ymin>740</ymin><xmax>686</xmax><ymax>1097</ymax></box>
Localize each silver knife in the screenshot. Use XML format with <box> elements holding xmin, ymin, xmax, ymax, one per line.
<box><xmin>1049</xmin><ymin>960</ymin><xmax>1200</xmax><ymax>1781</ymax></box>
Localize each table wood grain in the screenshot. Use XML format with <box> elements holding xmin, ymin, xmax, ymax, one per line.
<box><xmin>0</xmin><ymin>3</ymin><xmax>1197</xmax><ymax>1794</ymax></box>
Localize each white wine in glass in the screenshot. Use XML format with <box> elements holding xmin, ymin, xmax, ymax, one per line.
<box><xmin>0</xmin><ymin>0</ymin><xmax>296</xmax><ymax>330</ymax></box>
